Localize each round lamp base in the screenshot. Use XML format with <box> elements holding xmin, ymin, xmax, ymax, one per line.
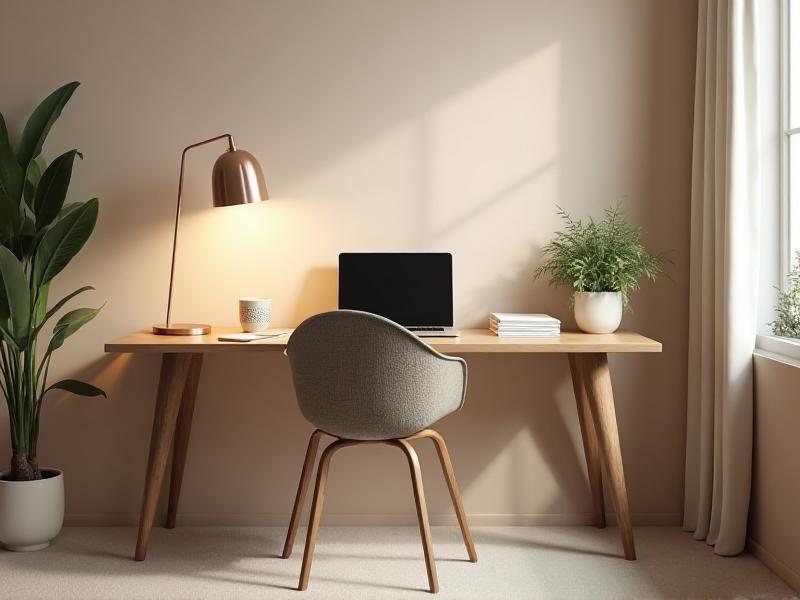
<box><xmin>152</xmin><ymin>323</ymin><xmax>211</xmax><ymax>336</ymax></box>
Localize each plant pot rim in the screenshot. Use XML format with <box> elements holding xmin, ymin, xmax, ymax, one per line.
<box><xmin>575</xmin><ymin>291</ymin><xmax>621</xmax><ymax>295</ymax></box>
<box><xmin>0</xmin><ymin>468</ymin><xmax>63</xmax><ymax>483</ymax></box>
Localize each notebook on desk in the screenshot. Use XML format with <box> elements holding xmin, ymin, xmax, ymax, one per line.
<box><xmin>338</xmin><ymin>252</ymin><xmax>459</xmax><ymax>337</ymax></box>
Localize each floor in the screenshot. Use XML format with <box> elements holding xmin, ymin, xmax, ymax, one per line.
<box><xmin>0</xmin><ymin>526</ymin><xmax>795</xmax><ymax>600</ymax></box>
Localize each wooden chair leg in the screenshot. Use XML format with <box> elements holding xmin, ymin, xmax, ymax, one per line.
<box><xmin>391</xmin><ymin>439</ymin><xmax>439</xmax><ymax>594</ymax></box>
<box><xmin>568</xmin><ymin>354</ymin><xmax>606</xmax><ymax>528</ymax></box>
<box><xmin>298</xmin><ymin>439</ymin><xmax>359</xmax><ymax>591</ymax></box>
<box><xmin>166</xmin><ymin>353</ymin><xmax>204</xmax><ymax>529</ymax></box>
<box><xmin>282</xmin><ymin>429</ymin><xmax>325</xmax><ymax>559</ymax></box>
<box><xmin>408</xmin><ymin>429</ymin><xmax>477</xmax><ymax>562</ymax></box>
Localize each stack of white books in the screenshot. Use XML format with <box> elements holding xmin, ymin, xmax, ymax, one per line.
<box><xmin>489</xmin><ymin>313</ymin><xmax>561</xmax><ymax>337</ymax></box>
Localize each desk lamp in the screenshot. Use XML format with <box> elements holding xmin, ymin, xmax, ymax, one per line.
<box><xmin>153</xmin><ymin>134</ymin><xmax>268</xmax><ymax>335</ymax></box>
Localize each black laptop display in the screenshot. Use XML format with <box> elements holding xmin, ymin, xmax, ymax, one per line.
<box><xmin>338</xmin><ymin>253</ymin><xmax>453</xmax><ymax>327</ymax></box>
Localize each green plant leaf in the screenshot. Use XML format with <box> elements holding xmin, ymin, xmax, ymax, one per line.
<box><xmin>47</xmin><ymin>304</ymin><xmax>103</xmax><ymax>354</ymax></box>
<box><xmin>44</xmin><ymin>378</ymin><xmax>106</xmax><ymax>398</ymax></box>
<box><xmin>32</xmin><ymin>282</ymin><xmax>50</xmax><ymax>329</ymax></box>
<box><xmin>49</xmin><ymin>285</ymin><xmax>92</xmax><ymax>313</ymax></box>
<box><xmin>57</xmin><ymin>202</ymin><xmax>83</xmax><ymax>219</ymax></box>
<box><xmin>32</xmin><ymin>285</ymin><xmax>93</xmax><ymax>334</ymax></box>
<box><xmin>0</xmin><ymin>245</ymin><xmax>31</xmax><ymax>341</ymax></box>
<box><xmin>0</xmin><ymin>189</ymin><xmax>18</xmax><ymax>243</ymax></box>
<box><xmin>0</xmin><ymin>114</ymin><xmax>23</xmax><ymax>240</ymax></box>
<box><xmin>33</xmin><ymin>149</ymin><xmax>82</xmax><ymax>228</ymax></box>
<box><xmin>32</xmin><ymin>198</ymin><xmax>98</xmax><ymax>289</ymax></box>
<box><xmin>17</xmin><ymin>214</ymin><xmax>39</xmax><ymax>259</ymax></box>
<box><xmin>0</xmin><ymin>113</ymin><xmax>23</xmax><ymax>201</ymax></box>
<box><xmin>16</xmin><ymin>82</ymin><xmax>80</xmax><ymax>170</ymax></box>
<box><xmin>0</xmin><ymin>321</ymin><xmax>20</xmax><ymax>351</ymax></box>
<box><xmin>24</xmin><ymin>156</ymin><xmax>47</xmax><ymax>208</ymax></box>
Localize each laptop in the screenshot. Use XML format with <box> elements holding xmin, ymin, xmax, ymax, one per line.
<box><xmin>338</xmin><ymin>252</ymin><xmax>459</xmax><ymax>337</ymax></box>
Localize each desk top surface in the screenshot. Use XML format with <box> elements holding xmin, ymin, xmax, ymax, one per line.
<box><xmin>105</xmin><ymin>328</ymin><xmax>661</xmax><ymax>354</ymax></box>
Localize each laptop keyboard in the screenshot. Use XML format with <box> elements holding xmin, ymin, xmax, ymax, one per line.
<box><xmin>406</xmin><ymin>327</ymin><xmax>445</xmax><ymax>332</ymax></box>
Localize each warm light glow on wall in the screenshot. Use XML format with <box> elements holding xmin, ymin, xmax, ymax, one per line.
<box><xmin>165</xmin><ymin>46</ymin><xmax>570</xmax><ymax>328</ymax></box>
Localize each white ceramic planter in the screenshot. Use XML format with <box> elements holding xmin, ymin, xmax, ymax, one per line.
<box><xmin>0</xmin><ymin>469</ymin><xmax>64</xmax><ymax>551</ymax></box>
<box><xmin>574</xmin><ymin>292</ymin><xmax>623</xmax><ymax>334</ymax></box>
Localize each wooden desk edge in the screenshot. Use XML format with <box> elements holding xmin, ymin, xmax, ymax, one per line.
<box><xmin>104</xmin><ymin>329</ymin><xmax>662</xmax><ymax>354</ymax></box>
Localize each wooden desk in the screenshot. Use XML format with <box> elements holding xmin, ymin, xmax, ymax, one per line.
<box><xmin>106</xmin><ymin>328</ymin><xmax>661</xmax><ymax>562</ymax></box>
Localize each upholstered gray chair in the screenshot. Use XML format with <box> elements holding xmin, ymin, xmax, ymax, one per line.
<box><xmin>281</xmin><ymin>310</ymin><xmax>476</xmax><ymax>593</ymax></box>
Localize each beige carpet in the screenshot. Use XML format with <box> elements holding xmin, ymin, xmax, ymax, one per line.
<box><xmin>0</xmin><ymin>526</ymin><xmax>795</xmax><ymax>600</ymax></box>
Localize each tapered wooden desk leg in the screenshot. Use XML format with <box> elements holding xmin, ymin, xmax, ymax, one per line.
<box><xmin>568</xmin><ymin>354</ymin><xmax>606</xmax><ymax>528</ymax></box>
<box><xmin>134</xmin><ymin>353</ymin><xmax>193</xmax><ymax>561</ymax></box>
<box><xmin>166</xmin><ymin>354</ymin><xmax>204</xmax><ymax>529</ymax></box>
<box><xmin>576</xmin><ymin>353</ymin><xmax>636</xmax><ymax>560</ymax></box>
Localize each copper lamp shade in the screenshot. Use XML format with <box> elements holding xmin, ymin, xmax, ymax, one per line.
<box><xmin>212</xmin><ymin>149</ymin><xmax>268</xmax><ymax>207</ymax></box>
<box><xmin>153</xmin><ymin>134</ymin><xmax>268</xmax><ymax>336</ymax></box>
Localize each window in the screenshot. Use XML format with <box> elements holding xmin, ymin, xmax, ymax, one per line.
<box><xmin>750</xmin><ymin>1</ymin><xmax>800</xmax><ymax>354</ymax></box>
<box><xmin>783</xmin><ymin>0</ymin><xmax>800</xmax><ymax>277</ymax></box>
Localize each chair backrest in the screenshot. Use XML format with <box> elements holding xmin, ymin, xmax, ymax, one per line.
<box><xmin>286</xmin><ymin>310</ymin><xmax>467</xmax><ymax>440</ymax></box>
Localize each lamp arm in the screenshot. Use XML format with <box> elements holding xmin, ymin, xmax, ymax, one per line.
<box><xmin>164</xmin><ymin>133</ymin><xmax>237</xmax><ymax>327</ymax></box>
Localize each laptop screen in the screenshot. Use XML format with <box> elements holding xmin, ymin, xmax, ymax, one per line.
<box><xmin>338</xmin><ymin>253</ymin><xmax>453</xmax><ymax>326</ymax></box>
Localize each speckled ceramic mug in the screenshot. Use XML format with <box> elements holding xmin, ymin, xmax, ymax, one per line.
<box><xmin>239</xmin><ymin>298</ymin><xmax>272</xmax><ymax>333</ymax></box>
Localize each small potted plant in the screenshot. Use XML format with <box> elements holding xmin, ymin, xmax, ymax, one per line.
<box><xmin>0</xmin><ymin>82</ymin><xmax>105</xmax><ymax>551</ymax></box>
<box><xmin>770</xmin><ymin>251</ymin><xmax>800</xmax><ymax>339</ymax></box>
<box><xmin>534</xmin><ymin>203</ymin><xmax>667</xmax><ymax>333</ymax></box>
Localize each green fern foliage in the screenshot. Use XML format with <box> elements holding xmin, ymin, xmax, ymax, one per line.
<box><xmin>771</xmin><ymin>251</ymin><xmax>800</xmax><ymax>339</ymax></box>
<box><xmin>533</xmin><ymin>203</ymin><xmax>667</xmax><ymax>307</ymax></box>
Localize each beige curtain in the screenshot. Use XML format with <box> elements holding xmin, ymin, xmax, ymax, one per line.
<box><xmin>683</xmin><ymin>0</ymin><xmax>760</xmax><ymax>556</ymax></box>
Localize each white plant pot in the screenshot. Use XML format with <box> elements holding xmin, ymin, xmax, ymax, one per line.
<box><xmin>0</xmin><ymin>469</ymin><xmax>64</xmax><ymax>551</ymax></box>
<box><xmin>574</xmin><ymin>292</ymin><xmax>623</xmax><ymax>334</ymax></box>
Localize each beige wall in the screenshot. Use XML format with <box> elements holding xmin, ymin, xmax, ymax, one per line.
<box><xmin>750</xmin><ymin>354</ymin><xmax>800</xmax><ymax>591</ymax></box>
<box><xmin>0</xmin><ymin>0</ymin><xmax>696</xmax><ymax>526</ymax></box>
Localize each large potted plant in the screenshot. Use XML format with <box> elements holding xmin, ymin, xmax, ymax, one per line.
<box><xmin>534</xmin><ymin>204</ymin><xmax>667</xmax><ymax>333</ymax></box>
<box><xmin>0</xmin><ymin>82</ymin><xmax>104</xmax><ymax>551</ymax></box>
